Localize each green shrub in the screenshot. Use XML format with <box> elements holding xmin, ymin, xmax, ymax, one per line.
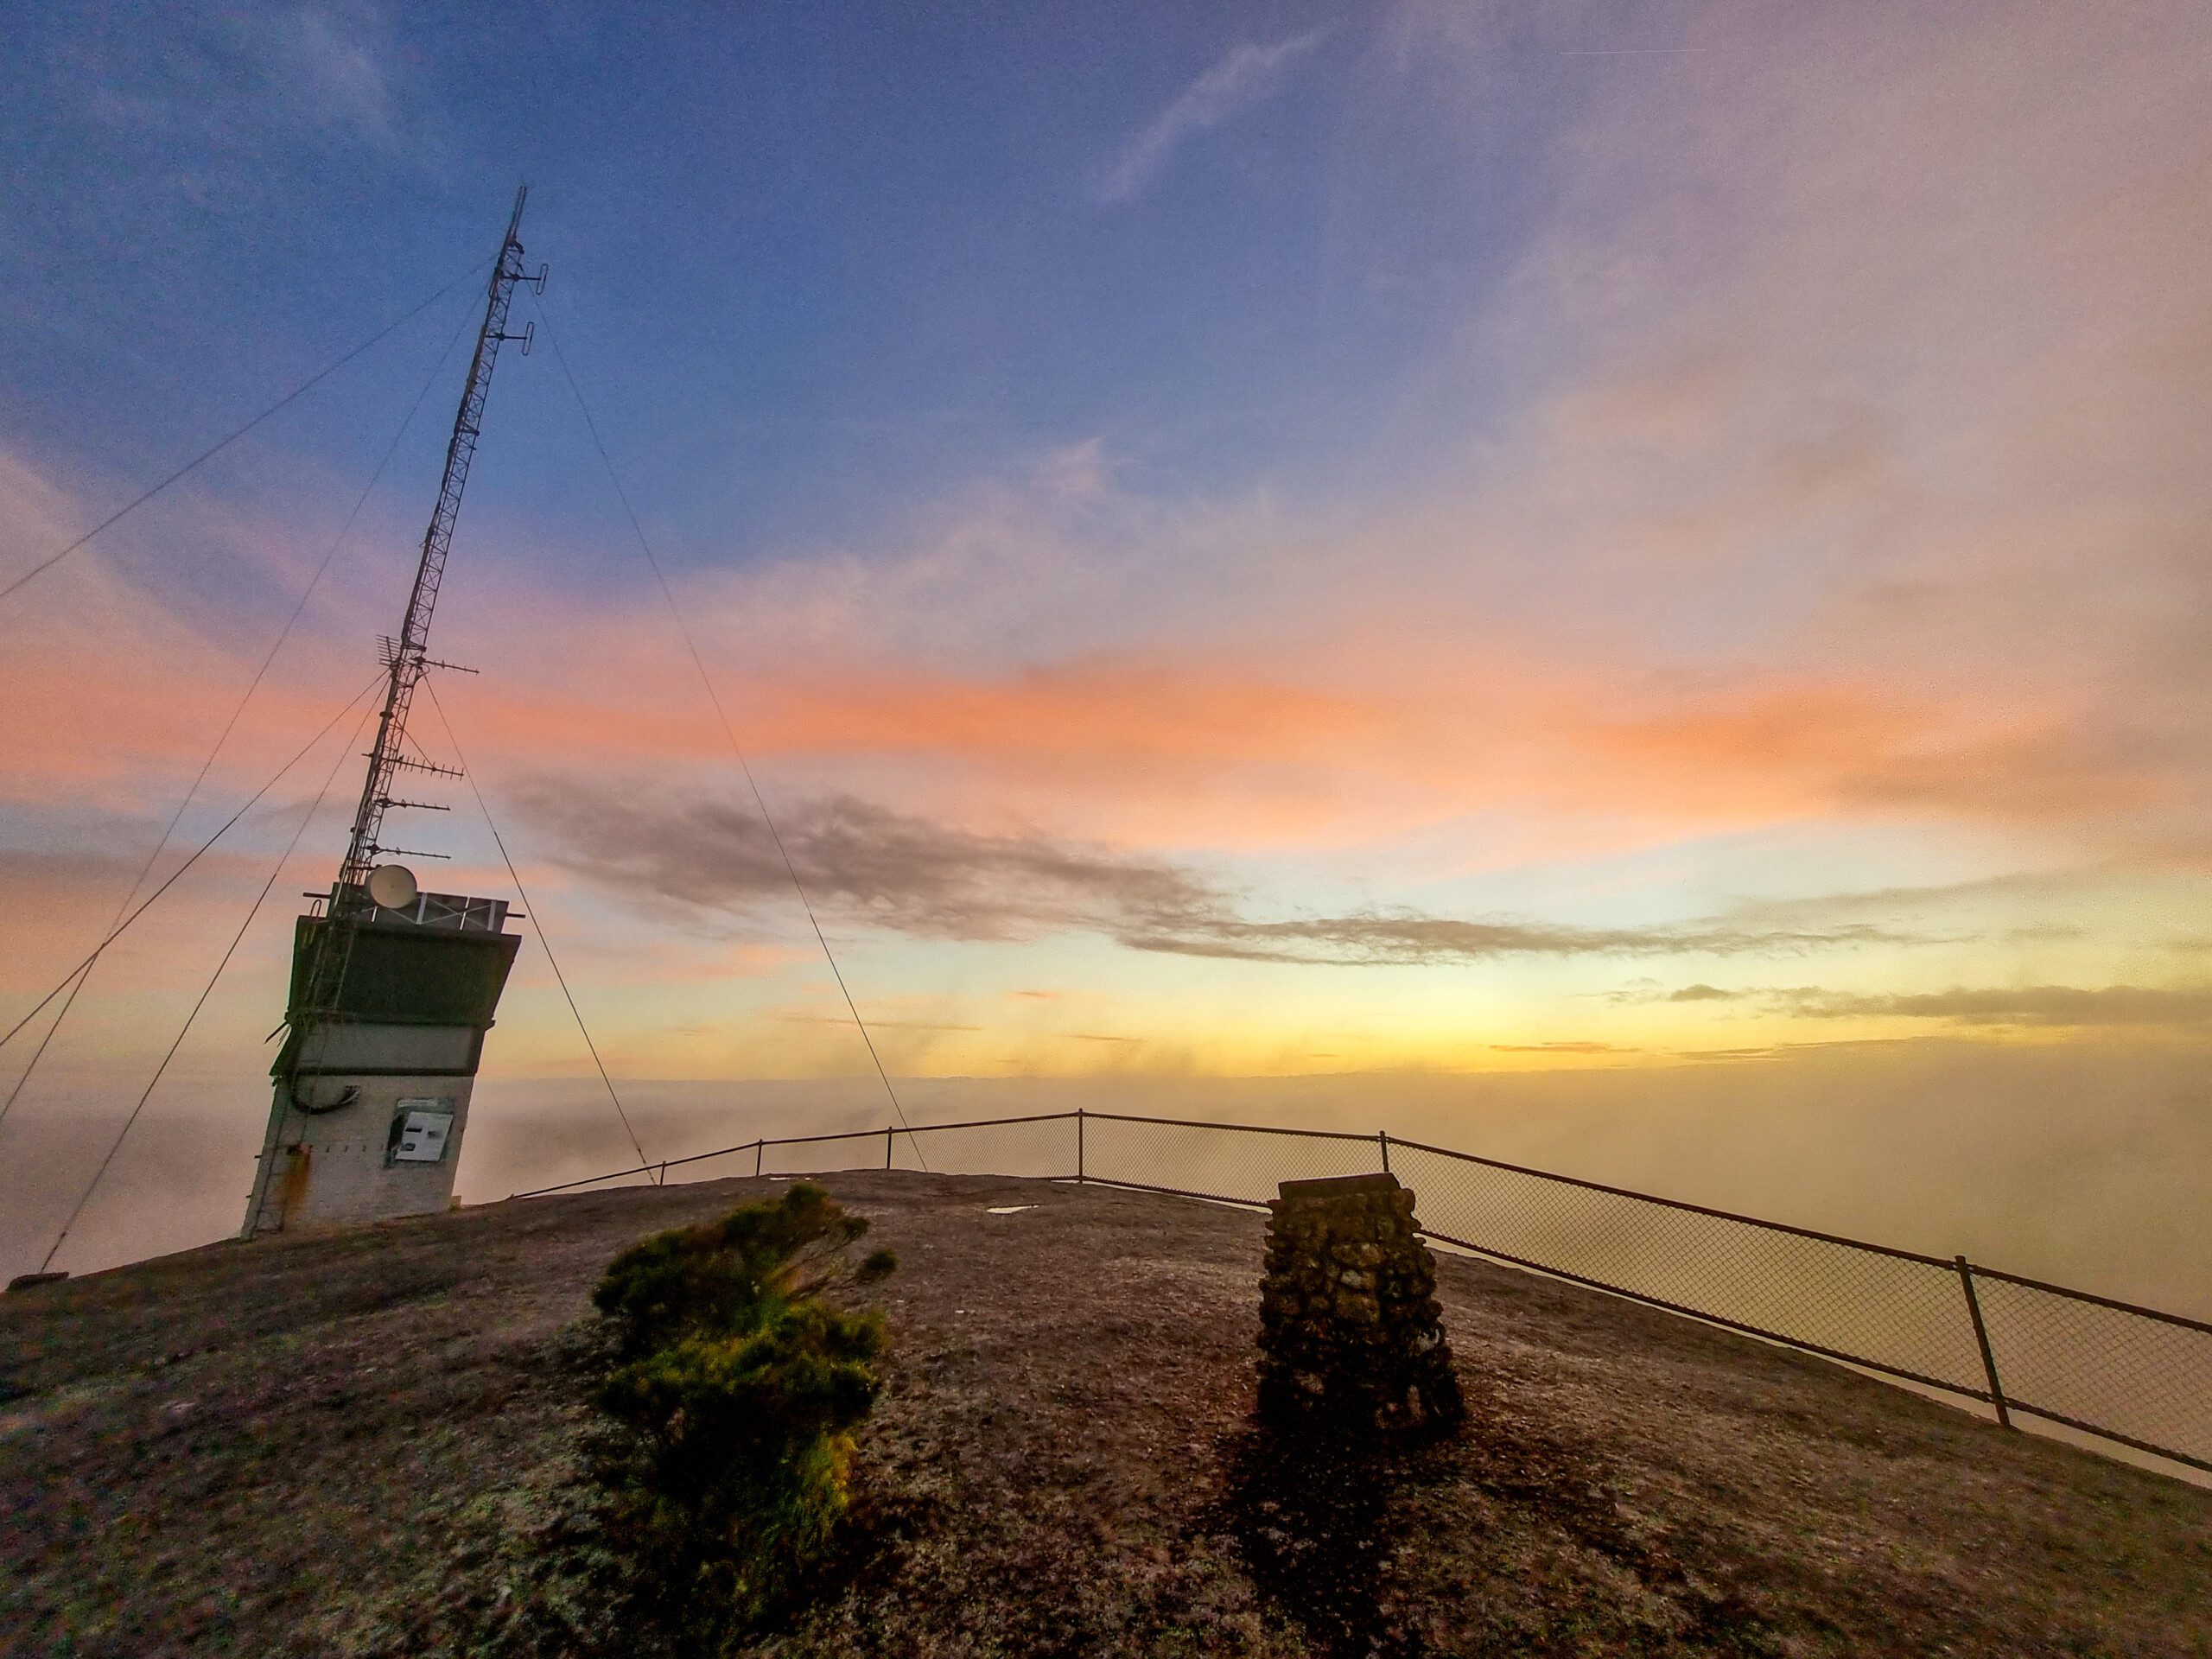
<box><xmin>592</xmin><ymin>1179</ymin><xmax>893</xmax><ymax>1359</ymax></box>
<box><xmin>587</xmin><ymin>1184</ymin><xmax>896</xmax><ymax>1648</ymax></box>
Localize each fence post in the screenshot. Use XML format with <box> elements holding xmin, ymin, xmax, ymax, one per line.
<box><xmin>754</xmin><ymin>1139</ymin><xmax>764</xmax><ymax>1178</ymax></box>
<box><xmin>886</xmin><ymin>1126</ymin><xmax>895</xmax><ymax>1169</ymax></box>
<box><xmin>1379</xmin><ymin>1129</ymin><xmax>1391</xmax><ymax>1176</ymax></box>
<box><xmin>1077</xmin><ymin>1109</ymin><xmax>1085</xmax><ymax>1184</ymax></box>
<box><xmin>1955</xmin><ymin>1255</ymin><xmax>2012</xmax><ymax>1429</ymax></box>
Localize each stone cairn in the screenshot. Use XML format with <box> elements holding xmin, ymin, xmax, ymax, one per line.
<box><xmin>1257</xmin><ymin>1172</ymin><xmax>1465</xmax><ymax>1432</ymax></box>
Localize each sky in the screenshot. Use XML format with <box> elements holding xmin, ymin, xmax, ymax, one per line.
<box><xmin>1</xmin><ymin>2</ymin><xmax>2208</xmax><ymax>1291</ymax></box>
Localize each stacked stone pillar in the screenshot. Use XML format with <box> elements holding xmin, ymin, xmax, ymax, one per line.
<box><xmin>1257</xmin><ymin>1172</ymin><xmax>1465</xmax><ymax>1431</ymax></box>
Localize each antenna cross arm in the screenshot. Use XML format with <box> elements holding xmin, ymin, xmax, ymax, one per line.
<box><xmin>387</xmin><ymin>755</ymin><xmax>464</xmax><ymax>779</ymax></box>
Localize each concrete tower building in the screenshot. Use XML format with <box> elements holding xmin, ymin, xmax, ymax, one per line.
<box><xmin>241</xmin><ymin>883</ymin><xmax>519</xmax><ymax>1234</ymax></box>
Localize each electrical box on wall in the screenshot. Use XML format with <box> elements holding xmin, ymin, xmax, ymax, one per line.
<box><xmin>390</xmin><ymin>1103</ymin><xmax>454</xmax><ymax>1164</ymax></box>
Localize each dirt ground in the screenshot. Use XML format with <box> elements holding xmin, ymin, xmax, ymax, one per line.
<box><xmin>3</xmin><ymin>1172</ymin><xmax>2208</xmax><ymax>1657</ymax></box>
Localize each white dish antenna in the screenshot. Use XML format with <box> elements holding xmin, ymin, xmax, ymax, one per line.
<box><xmin>365</xmin><ymin>863</ymin><xmax>419</xmax><ymax>911</ymax></box>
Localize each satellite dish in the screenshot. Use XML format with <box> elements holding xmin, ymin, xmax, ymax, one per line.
<box><xmin>365</xmin><ymin>864</ymin><xmax>419</xmax><ymax>910</ymax></box>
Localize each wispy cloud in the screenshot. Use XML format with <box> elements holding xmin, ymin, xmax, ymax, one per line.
<box><xmin>1616</xmin><ymin>982</ymin><xmax>2212</xmax><ymax>1029</ymax></box>
<box><xmin>1491</xmin><ymin>1041</ymin><xmax>1637</xmax><ymax>1054</ymax></box>
<box><xmin>264</xmin><ymin>4</ymin><xmax>399</xmax><ymax>145</ymax></box>
<box><xmin>1117</xmin><ymin>910</ymin><xmax>1912</xmax><ymax>967</ymax></box>
<box><xmin>521</xmin><ymin>782</ymin><xmax>1917</xmax><ymax>966</ymax></box>
<box><xmin>1775</xmin><ymin>985</ymin><xmax>2212</xmax><ymax>1028</ymax></box>
<box><xmin>774</xmin><ymin>1013</ymin><xmax>982</xmax><ymax>1033</ymax></box>
<box><xmin>1093</xmin><ymin>29</ymin><xmax>1328</xmax><ymax>203</ymax></box>
<box><xmin>76</xmin><ymin>2</ymin><xmax>406</xmax><ymax>154</ymax></box>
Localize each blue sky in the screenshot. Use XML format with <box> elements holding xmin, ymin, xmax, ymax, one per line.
<box><xmin>5</xmin><ymin>0</ymin><xmax>1553</xmax><ymax>568</ymax></box>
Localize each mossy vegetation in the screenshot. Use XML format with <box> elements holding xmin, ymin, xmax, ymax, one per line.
<box><xmin>586</xmin><ymin>1183</ymin><xmax>897</xmax><ymax>1649</ymax></box>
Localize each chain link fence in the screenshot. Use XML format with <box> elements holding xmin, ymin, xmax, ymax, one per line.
<box><xmin>515</xmin><ymin>1109</ymin><xmax>2211</xmax><ymax>1476</ymax></box>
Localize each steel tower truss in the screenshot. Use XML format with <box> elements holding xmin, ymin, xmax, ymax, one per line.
<box><xmin>333</xmin><ymin>187</ymin><xmax>542</xmax><ymax>910</ymax></box>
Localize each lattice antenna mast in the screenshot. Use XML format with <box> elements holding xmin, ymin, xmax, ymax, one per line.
<box><xmin>332</xmin><ymin>187</ymin><xmax>543</xmax><ymax>912</ymax></box>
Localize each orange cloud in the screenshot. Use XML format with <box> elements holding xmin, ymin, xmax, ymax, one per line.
<box><xmin>7</xmin><ymin>525</ymin><xmax>2167</xmax><ymax>882</ymax></box>
<box><xmin>747</xmin><ymin>659</ymin><xmax>1379</xmax><ymax>763</ymax></box>
<box><xmin>427</xmin><ymin>592</ymin><xmax>2160</xmax><ymax>868</ymax></box>
<box><xmin>454</xmin><ymin>655</ymin><xmax>1376</xmax><ymax>773</ymax></box>
<box><xmin>0</xmin><ymin>613</ymin><xmax>354</xmax><ymax>811</ymax></box>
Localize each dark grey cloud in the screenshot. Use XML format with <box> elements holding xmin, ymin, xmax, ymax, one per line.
<box><xmin>518</xmin><ymin>784</ymin><xmax>1917</xmax><ymax>967</ymax></box>
<box><xmin>517</xmin><ymin>787</ymin><xmax>1212</xmax><ymax>943</ymax></box>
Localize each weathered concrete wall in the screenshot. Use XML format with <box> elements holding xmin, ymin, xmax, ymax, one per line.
<box><xmin>242</xmin><ymin>1072</ymin><xmax>475</xmax><ymax>1236</ymax></box>
<box><xmin>1257</xmin><ymin>1172</ymin><xmax>1465</xmax><ymax>1430</ymax></box>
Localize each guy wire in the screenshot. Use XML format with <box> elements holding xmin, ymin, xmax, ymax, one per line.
<box><xmin>0</xmin><ymin>258</ymin><xmax>490</xmax><ymax>603</ymax></box>
<box><xmin>531</xmin><ymin>300</ymin><xmax>926</xmax><ymax>1171</ymax></box>
<box><xmin>39</xmin><ymin>697</ymin><xmax>378</xmax><ymax>1271</ymax></box>
<box><xmin>420</xmin><ymin>676</ymin><xmax>655</xmax><ymax>1182</ymax></box>
<box><xmin>0</xmin><ymin>675</ymin><xmax>385</xmax><ymax>1060</ymax></box>
<box><xmin>0</xmin><ymin>289</ymin><xmax>482</xmax><ymax>1126</ymax></box>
